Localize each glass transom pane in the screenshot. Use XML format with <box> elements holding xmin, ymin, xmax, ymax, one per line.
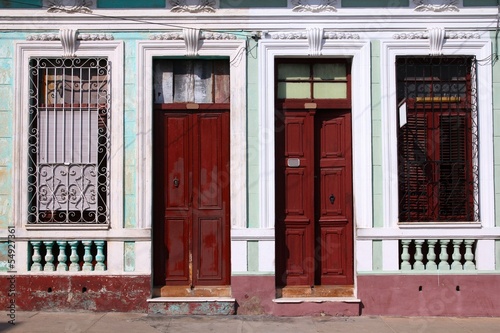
<box><xmin>278</xmin><ymin>82</ymin><xmax>311</xmax><ymax>99</ymax></box>
<box><xmin>314</xmin><ymin>82</ymin><xmax>347</xmax><ymax>99</ymax></box>
<box><xmin>313</xmin><ymin>63</ymin><xmax>346</xmax><ymax>80</ymax></box>
<box><xmin>278</xmin><ymin>64</ymin><xmax>310</xmax><ymax>81</ymax></box>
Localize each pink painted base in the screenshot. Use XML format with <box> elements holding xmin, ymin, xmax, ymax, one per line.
<box><xmin>0</xmin><ymin>275</ymin><xmax>150</xmax><ymax>312</ymax></box>
<box><xmin>358</xmin><ymin>275</ymin><xmax>500</xmax><ymax>317</ymax></box>
<box><xmin>231</xmin><ymin>276</ymin><xmax>360</xmax><ymax>316</ymax></box>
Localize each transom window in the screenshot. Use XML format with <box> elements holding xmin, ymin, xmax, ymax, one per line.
<box><xmin>276</xmin><ymin>60</ymin><xmax>350</xmax><ymax>100</ymax></box>
<box><xmin>396</xmin><ymin>56</ymin><xmax>478</xmax><ymax>222</ymax></box>
<box><xmin>27</xmin><ymin>57</ymin><xmax>110</xmax><ymax>224</ymax></box>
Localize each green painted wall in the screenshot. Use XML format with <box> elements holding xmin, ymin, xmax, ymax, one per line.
<box><xmin>0</xmin><ymin>34</ymin><xmax>16</xmax><ymax>229</ymax></box>
<box><xmin>247</xmin><ymin>38</ymin><xmax>260</xmax><ymax>229</ymax></box>
<box><xmin>371</xmin><ymin>40</ymin><xmax>383</xmax><ymax>228</ymax></box>
<box><xmin>0</xmin><ymin>0</ymin><xmax>41</xmax><ymax>8</ymax></box>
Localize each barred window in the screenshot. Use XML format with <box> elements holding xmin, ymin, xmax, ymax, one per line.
<box><xmin>27</xmin><ymin>58</ymin><xmax>110</xmax><ymax>224</ymax></box>
<box><xmin>396</xmin><ymin>56</ymin><xmax>478</xmax><ymax>222</ymax></box>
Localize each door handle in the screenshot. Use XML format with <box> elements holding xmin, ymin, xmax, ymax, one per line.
<box><xmin>173</xmin><ymin>177</ymin><xmax>180</xmax><ymax>188</ymax></box>
<box><xmin>329</xmin><ymin>194</ymin><xmax>335</xmax><ymax>205</ymax></box>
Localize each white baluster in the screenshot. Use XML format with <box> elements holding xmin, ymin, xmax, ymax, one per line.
<box><xmin>401</xmin><ymin>240</ymin><xmax>412</xmax><ymax>270</ymax></box>
<box><xmin>414</xmin><ymin>240</ymin><xmax>425</xmax><ymax>270</ymax></box>
<box><xmin>451</xmin><ymin>239</ymin><xmax>464</xmax><ymax>271</ymax></box>
<box><xmin>426</xmin><ymin>240</ymin><xmax>438</xmax><ymax>271</ymax></box>
<box><xmin>463</xmin><ymin>239</ymin><xmax>476</xmax><ymax>271</ymax></box>
<box><xmin>438</xmin><ymin>239</ymin><xmax>450</xmax><ymax>271</ymax></box>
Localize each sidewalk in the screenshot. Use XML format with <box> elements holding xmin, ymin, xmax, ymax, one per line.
<box><xmin>1</xmin><ymin>311</ymin><xmax>500</xmax><ymax>333</ymax></box>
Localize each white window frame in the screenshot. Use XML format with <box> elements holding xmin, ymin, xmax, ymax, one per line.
<box><xmin>136</xmin><ymin>39</ymin><xmax>247</xmax><ymax>231</ymax></box>
<box><xmin>380</xmin><ymin>38</ymin><xmax>494</xmax><ymax>229</ymax></box>
<box><xmin>13</xmin><ymin>41</ymin><xmax>124</xmax><ymax>230</ymax></box>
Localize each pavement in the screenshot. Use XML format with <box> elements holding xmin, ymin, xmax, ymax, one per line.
<box><xmin>1</xmin><ymin>312</ymin><xmax>500</xmax><ymax>333</ymax></box>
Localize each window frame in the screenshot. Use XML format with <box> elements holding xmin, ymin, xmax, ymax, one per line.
<box><xmin>381</xmin><ymin>39</ymin><xmax>494</xmax><ymax>228</ymax></box>
<box><xmin>14</xmin><ymin>41</ymin><xmax>124</xmax><ymax>230</ymax></box>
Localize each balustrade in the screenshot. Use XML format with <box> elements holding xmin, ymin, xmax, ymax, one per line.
<box><xmin>400</xmin><ymin>239</ymin><xmax>476</xmax><ymax>271</ymax></box>
<box><xmin>29</xmin><ymin>240</ymin><xmax>107</xmax><ymax>272</ymax></box>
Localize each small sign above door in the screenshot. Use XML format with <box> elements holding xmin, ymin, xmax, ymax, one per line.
<box><xmin>287</xmin><ymin>158</ymin><xmax>301</xmax><ymax>167</ymax></box>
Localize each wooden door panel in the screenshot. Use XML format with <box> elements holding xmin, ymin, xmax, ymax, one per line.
<box><xmin>165</xmin><ymin>115</ymin><xmax>190</xmax><ymax>210</ymax></box>
<box><xmin>196</xmin><ymin>217</ymin><xmax>224</xmax><ymax>282</ymax></box>
<box><xmin>320</xmin><ymin>168</ymin><xmax>345</xmax><ymax>216</ymax></box>
<box><xmin>197</xmin><ymin>114</ymin><xmax>223</xmax><ymax>209</ymax></box>
<box><xmin>318</xmin><ymin>222</ymin><xmax>349</xmax><ymax>285</ymax></box>
<box><xmin>285</xmin><ymin>117</ymin><xmax>305</xmax><ymax>157</ymax></box>
<box><xmin>285</xmin><ymin>224</ymin><xmax>313</xmax><ymax>285</ymax></box>
<box><xmin>285</xmin><ymin>169</ymin><xmax>305</xmax><ymax>215</ymax></box>
<box><xmin>164</xmin><ymin>217</ymin><xmax>190</xmax><ymax>283</ymax></box>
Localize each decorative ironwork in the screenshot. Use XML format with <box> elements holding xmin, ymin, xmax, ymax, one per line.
<box><xmin>28</xmin><ymin>57</ymin><xmax>110</xmax><ymax>224</ymax></box>
<box><xmin>396</xmin><ymin>56</ymin><xmax>479</xmax><ymax>222</ymax></box>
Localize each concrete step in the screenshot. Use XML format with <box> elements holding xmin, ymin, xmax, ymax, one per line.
<box><xmin>147</xmin><ymin>297</ymin><xmax>236</xmax><ymax>315</ymax></box>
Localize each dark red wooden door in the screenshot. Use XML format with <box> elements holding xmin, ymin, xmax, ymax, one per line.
<box><xmin>153</xmin><ymin>110</ymin><xmax>230</xmax><ymax>287</ymax></box>
<box><xmin>276</xmin><ymin>109</ymin><xmax>353</xmax><ymax>287</ymax></box>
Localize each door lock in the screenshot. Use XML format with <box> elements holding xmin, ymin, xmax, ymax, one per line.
<box><xmin>173</xmin><ymin>177</ymin><xmax>180</xmax><ymax>188</ymax></box>
<box><xmin>329</xmin><ymin>194</ymin><xmax>335</xmax><ymax>205</ymax></box>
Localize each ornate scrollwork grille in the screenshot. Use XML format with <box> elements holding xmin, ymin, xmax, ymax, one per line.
<box><xmin>27</xmin><ymin>58</ymin><xmax>110</xmax><ymax>224</ymax></box>
<box><xmin>396</xmin><ymin>56</ymin><xmax>479</xmax><ymax>222</ymax></box>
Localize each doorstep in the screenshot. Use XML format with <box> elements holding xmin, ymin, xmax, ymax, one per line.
<box><xmin>147</xmin><ymin>297</ymin><xmax>236</xmax><ymax>315</ymax></box>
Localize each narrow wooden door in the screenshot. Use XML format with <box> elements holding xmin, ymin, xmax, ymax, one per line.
<box><xmin>276</xmin><ymin>109</ymin><xmax>353</xmax><ymax>288</ymax></box>
<box><xmin>153</xmin><ymin>110</ymin><xmax>230</xmax><ymax>287</ymax></box>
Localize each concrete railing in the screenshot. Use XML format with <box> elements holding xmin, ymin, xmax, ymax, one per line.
<box><xmin>29</xmin><ymin>240</ymin><xmax>106</xmax><ymax>272</ymax></box>
<box><xmin>400</xmin><ymin>239</ymin><xmax>476</xmax><ymax>271</ymax></box>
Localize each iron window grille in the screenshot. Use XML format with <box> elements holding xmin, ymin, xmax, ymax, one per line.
<box><xmin>396</xmin><ymin>56</ymin><xmax>479</xmax><ymax>222</ymax></box>
<box><xmin>27</xmin><ymin>57</ymin><xmax>110</xmax><ymax>224</ymax></box>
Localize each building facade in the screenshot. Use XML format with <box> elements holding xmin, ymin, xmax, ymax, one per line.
<box><xmin>1</xmin><ymin>0</ymin><xmax>500</xmax><ymax>316</ymax></box>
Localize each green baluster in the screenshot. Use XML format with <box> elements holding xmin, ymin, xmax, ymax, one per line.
<box><xmin>451</xmin><ymin>239</ymin><xmax>464</xmax><ymax>271</ymax></box>
<box><xmin>57</xmin><ymin>241</ymin><xmax>68</xmax><ymax>272</ymax></box>
<box><xmin>43</xmin><ymin>241</ymin><xmax>55</xmax><ymax>271</ymax></box>
<box><xmin>31</xmin><ymin>241</ymin><xmax>42</xmax><ymax>271</ymax></box>
<box><xmin>94</xmin><ymin>241</ymin><xmax>106</xmax><ymax>271</ymax></box>
<box><xmin>69</xmin><ymin>241</ymin><xmax>80</xmax><ymax>272</ymax></box>
<box><xmin>82</xmin><ymin>240</ymin><xmax>93</xmax><ymax>271</ymax></box>
<box><xmin>413</xmin><ymin>240</ymin><xmax>425</xmax><ymax>270</ymax></box>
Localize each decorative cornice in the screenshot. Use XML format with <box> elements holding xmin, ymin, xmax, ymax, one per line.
<box><xmin>47</xmin><ymin>0</ymin><xmax>93</xmax><ymax>14</ymax></box>
<box><xmin>26</xmin><ymin>32</ymin><xmax>114</xmax><ymax>41</ymax></box>
<box><xmin>169</xmin><ymin>0</ymin><xmax>216</xmax><ymax>13</ymax></box>
<box><xmin>307</xmin><ymin>27</ymin><xmax>323</xmax><ymax>55</ymax></box>
<box><xmin>149</xmin><ymin>31</ymin><xmax>237</xmax><ymax>40</ymax></box>
<box><xmin>413</xmin><ymin>0</ymin><xmax>459</xmax><ymax>13</ymax></box>
<box><xmin>267</xmin><ymin>31</ymin><xmax>359</xmax><ymax>40</ymax></box>
<box><xmin>291</xmin><ymin>0</ymin><xmax>337</xmax><ymax>13</ymax></box>
<box><xmin>393</xmin><ymin>30</ymin><xmax>481</xmax><ymax>40</ymax></box>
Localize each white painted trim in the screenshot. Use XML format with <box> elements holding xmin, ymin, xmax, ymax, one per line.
<box><xmin>231</xmin><ymin>240</ymin><xmax>248</xmax><ymax>273</ymax></box>
<box><xmin>380</xmin><ymin>38</ymin><xmax>494</xmax><ymax>229</ymax></box>
<box><xmin>258</xmin><ymin>38</ymin><xmax>372</xmax><ymax>231</ymax></box>
<box><xmin>0</xmin><ymin>8</ymin><xmax>498</xmax><ymax>31</ymax></box>
<box><xmin>231</xmin><ymin>228</ymin><xmax>275</xmax><ymax>241</ymax></box>
<box><xmin>258</xmin><ymin>240</ymin><xmax>276</xmax><ymax>272</ymax></box>
<box><xmin>382</xmin><ymin>240</ymin><xmax>400</xmax><ymax>271</ymax></box>
<box><xmin>355</xmin><ymin>240</ymin><xmax>373</xmax><ymax>272</ymax></box>
<box><xmin>13</xmin><ymin>41</ymin><xmax>124</xmax><ymax>232</ymax></box>
<box><xmin>136</xmin><ymin>39</ymin><xmax>248</xmax><ymax>231</ymax></box>
<box><xmin>475</xmin><ymin>239</ymin><xmax>496</xmax><ymax>271</ymax></box>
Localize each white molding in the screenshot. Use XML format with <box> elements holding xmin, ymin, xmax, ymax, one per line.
<box><xmin>231</xmin><ymin>228</ymin><xmax>275</xmax><ymax>241</ymax></box>
<box><xmin>382</xmin><ymin>240</ymin><xmax>399</xmax><ymax>271</ymax></box>
<box><xmin>0</xmin><ymin>228</ymin><xmax>151</xmax><ymax>241</ymax></box>
<box><xmin>412</xmin><ymin>0</ymin><xmax>460</xmax><ymax>12</ymax></box>
<box><xmin>357</xmin><ymin>227</ymin><xmax>500</xmax><ymax>240</ymax></box>
<box><xmin>46</xmin><ymin>0</ymin><xmax>93</xmax><ymax>14</ymax></box>
<box><xmin>356</xmin><ymin>240</ymin><xmax>372</xmax><ymax>272</ymax></box>
<box><xmin>231</xmin><ymin>240</ymin><xmax>247</xmax><ymax>272</ymax></box>
<box><xmin>291</xmin><ymin>0</ymin><xmax>337</xmax><ymax>13</ymax></box>
<box><xmin>0</xmin><ymin>9</ymin><xmax>498</xmax><ymax>31</ymax></box>
<box><xmin>380</xmin><ymin>38</ymin><xmax>494</xmax><ymax>230</ymax></box>
<box><xmin>475</xmin><ymin>239</ymin><xmax>496</xmax><ymax>270</ymax></box>
<box><xmin>169</xmin><ymin>0</ymin><xmax>216</xmax><ymax>13</ymax></box>
<box><xmin>13</xmin><ymin>40</ymin><xmax>124</xmax><ymax>231</ymax></box>
<box><xmin>258</xmin><ymin>37</ymin><xmax>372</xmax><ymax>231</ymax></box>
<box><xmin>258</xmin><ymin>240</ymin><xmax>275</xmax><ymax>272</ymax></box>
<box><xmin>136</xmin><ymin>39</ymin><xmax>247</xmax><ymax>230</ymax></box>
